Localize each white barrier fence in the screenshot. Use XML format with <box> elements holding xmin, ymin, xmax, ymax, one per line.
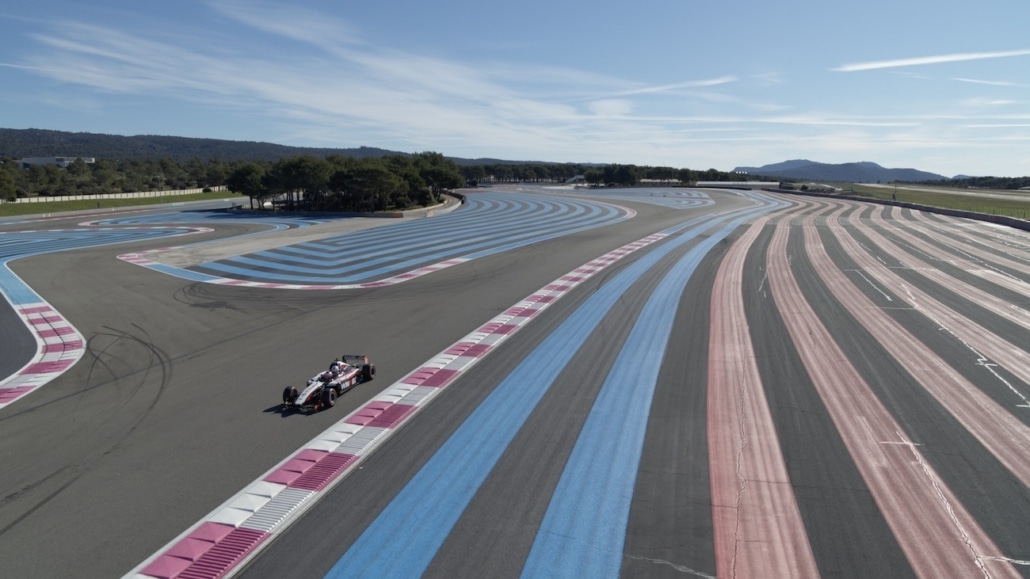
<box><xmin>6</xmin><ymin>186</ymin><xmax>227</xmax><ymax>203</ymax></box>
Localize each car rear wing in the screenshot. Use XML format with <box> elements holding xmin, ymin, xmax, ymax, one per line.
<box><xmin>339</xmin><ymin>354</ymin><xmax>369</xmax><ymax>366</ymax></box>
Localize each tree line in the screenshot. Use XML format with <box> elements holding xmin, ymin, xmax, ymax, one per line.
<box><xmin>460</xmin><ymin>162</ymin><xmax>734</xmax><ymax>187</ymax></box>
<box><xmin>225</xmin><ymin>152</ymin><xmax>465</xmax><ymax>211</ymax></box>
<box><xmin>583</xmin><ymin>165</ymin><xmax>731</xmax><ymax>186</ymax></box>
<box><xmin>0</xmin><ymin>157</ymin><xmax>234</xmax><ymax>201</ymax></box>
<box><xmin>0</xmin><ymin>150</ymin><xmax>751</xmax><ymax>209</ymax></box>
<box><xmin>0</xmin><ymin>153</ymin><xmax>467</xmax><ymax>210</ymax></box>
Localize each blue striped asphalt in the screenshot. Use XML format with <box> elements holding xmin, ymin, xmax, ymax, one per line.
<box><xmin>213</xmin><ymin>194</ymin><xmax>609</xmax><ymax>264</ymax></box>
<box><xmin>197</xmin><ymin>197</ymin><xmax>625</xmax><ymax>284</ymax></box>
<box><xmin>92</xmin><ymin>211</ymin><xmax>324</xmax><ymax>228</ymax></box>
<box><xmin>0</xmin><ymin>228</ymin><xmax>195</xmax><ymax>260</ymax></box>
<box><xmin>0</xmin><ymin>264</ymin><xmax>42</xmax><ymax>305</ymax></box>
<box><xmin>196</xmin><ymin>211</ymin><xmax>627</xmax><ymax>284</ymax></box>
<box><xmin>323</xmin><ymin>195</ymin><xmax>778</xmax><ymax>578</ymax></box>
<box><xmin>571</xmin><ymin>188</ymin><xmax>715</xmax><ymax>210</ymax></box>
<box><xmin>521</xmin><ymin>194</ymin><xmax>787</xmax><ymax>577</ymax></box>
<box><xmin>247</xmin><ymin>194</ymin><xmax>617</xmax><ymax>249</ymax></box>
<box><xmin>250</xmin><ymin>199</ymin><xmax>608</xmax><ymax>264</ymax></box>
<box><xmin>138</xmin><ymin>262</ymin><xmax>224</xmax><ymax>283</ymax></box>
<box><xmin>0</xmin><ymin>228</ymin><xmax>194</xmax><ymax>306</ymax></box>
<box><xmin>0</xmin><ymin>226</ymin><xmax>199</xmax><ymax>383</ymax></box>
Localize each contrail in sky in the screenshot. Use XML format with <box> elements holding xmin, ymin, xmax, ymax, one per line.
<box><xmin>833</xmin><ymin>48</ymin><xmax>1030</xmax><ymax>72</ymax></box>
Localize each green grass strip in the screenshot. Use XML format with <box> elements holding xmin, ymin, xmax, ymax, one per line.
<box><xmin>0</xmin><ymin>192</ymin><xmax>242</xmax><ymax>217</ymax></box>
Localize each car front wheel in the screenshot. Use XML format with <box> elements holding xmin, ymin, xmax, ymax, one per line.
<box><xmin>321</xmin><ymin>387</ymin><xmax>337</xmax><ymax>409</ymax></box>
<box><xmin>282</xmin><ymin>386</ymin><xmax>298</xmax><ymax>404</ymax></box>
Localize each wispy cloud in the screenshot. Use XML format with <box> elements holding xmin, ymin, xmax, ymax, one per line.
<box><xmin>15</xmin><ymin>25</ymin><xmax>620</xmax><ymax>160</ymax></box>
<box><xmin>605</xmin><ymin>76</ymin><xmax>737</xmax><ymax>98</ymax></box>
<box><xmin>7</xmin><ymin>4</ymin><xmax>1030</xmax><ymax>174</ymax></box>
<box><xmin>587</xmin><ymin>99</ymin><xmax>635</xmax><ymax>116</ymax></box>
<box><xmin>960</xmin><ymin>97</ymin><xmax>1018</xmax><ymax>107</ymax></box>
<box><xmin>833</xmin><ymin>49</ymin><xmax>1030</xmax><ymax>72</ymax></box>
<box><xmin>16</xmin><ymin>11</ymin><xmax>751</xmax><ymax>159</ymax></box>
<box><xmin>0</xmin><ymin>62</ymin><xmax>54</xmax><ymax>71</ymax></box>
<box><xmin>751</xmin><ymin>72</ymin><xmax>783</xmax><ymax>86</ymax></box>
<box><xmin>952</xmin><ymin>77</ymin><xmax>1028</xmax><ymax>88</ymax></box>
<box><xmin>207</xmin><ymin>0</ymin><xmax>364</xmax><ymax>47</ymax></box>
<box><xmin>962</xmin><ymin>123</ymin><xmax>1030</xmax><ymax>128</ymax></box>
<box><xmin>755</xmin><ymin>115</ymin><xmax>919</xmax><ymax>128</ymax></box>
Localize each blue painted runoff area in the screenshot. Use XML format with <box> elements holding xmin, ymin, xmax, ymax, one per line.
<box><xmin>521</xmin><ymin>196</ymin><xmax>786</xmax><ymax>577</ymax></box>
<box><xmin>0</xmin><ymin>227</ymin><xmax>195</xmax><ymax>307</ymax></box>
<box><xmin>324</xmin><ymin>193</ymin><xmax>783</xmax><ymax>578</ymax></box>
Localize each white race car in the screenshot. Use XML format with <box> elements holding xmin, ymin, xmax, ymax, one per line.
<box><xmin>281</xmin><ymin>354</ymin><xmax>376</xmax><ymax>412</ymax></box>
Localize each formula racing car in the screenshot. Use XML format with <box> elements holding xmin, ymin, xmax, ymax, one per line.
<box><xmin>281</xmin><ymin>354</ymin><xmax>376</xmax><ymax>413</ymax></box>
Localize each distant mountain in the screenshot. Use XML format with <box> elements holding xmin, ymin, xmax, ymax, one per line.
<box><xmin>734</xmin><ymin>159</ymin><xmax>949</xmax><ymax>183</ymax></box>
<box><xmin>0</xmin><ymin>128</ymin><xmax>584</xmax><ymax>167</ymax></box>
<box><xmin>0</xmin><ymin>128</ymin><xmax>403</xmax><ymax>162</ymax></box>
<box><xmin>737</xmin><ymin>159</ymin><xmax>816</xmax><ymax>173</ymax></box>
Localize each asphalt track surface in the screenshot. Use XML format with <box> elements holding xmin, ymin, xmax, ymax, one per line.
<box><xmin>1</xmin><ymin>187</ymin><xmax>1029</xmax><ymax>578</ymax></box>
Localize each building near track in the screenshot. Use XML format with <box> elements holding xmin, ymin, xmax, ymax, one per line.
<box><xmin>694</xmin><ymin>181</ymin><xmax>780</xmax><ymax>189</ymax></box>
<box><xmin>16</xmin><ymin>156</ymin><xmax>95</xmax><ymax>169</ymax></box>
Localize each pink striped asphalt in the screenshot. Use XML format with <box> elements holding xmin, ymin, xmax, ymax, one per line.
<box><xmin>913</xmin><ymin>209</ymin><xmax>1030</xmax><ymax>260</ymax></box>
<box><xmin>767</xmin><ymin>214</ymin><xmax>1018</xmax><ymax>579</ymax></box>
<box><xmin>807</xmin><ymin>202</ymin><xmax>1030</xmax><ymax>488</ymax></box>
<box><xmin>859</xmin><ymin>206</ymin><xmax>1030</xmax><ymax>331</ymax></box>
<box><xmin>838</xmin><ymin>206</ymin><xmax>1030</xmax><ymax>389</ymax></box>
<box><xmin>0</xmin><ymin>303</ymin><xmax>85</xmax><ymax>409</ymax></box>
<box><xmin>707</xmin><ymin>208</ymin><xmax>819</xmax><ymax>579</ymax></box>
<box><xmin>883</xmin><ymin>206</ymin><xmax>1030</xmax><ymax>299</ymax></box>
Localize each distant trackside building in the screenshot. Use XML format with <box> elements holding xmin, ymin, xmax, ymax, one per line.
<box><xmin>16</xmin><ymin>156</ymin><xmax>96</xmax><ymax>169</ymax></box>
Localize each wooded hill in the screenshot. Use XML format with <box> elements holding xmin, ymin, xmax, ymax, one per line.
<box><xmin>0</xmin><ymin>127</ymin><xmax>762</xmax><ymax>205</ymax></box>
<box><xmin>0</xmin><ymin>128</ymin><xmax>396</xmax><ymax>162</ymax></box>
<box><xmin>0</xmin><ymin>128</ymin><xmax>567</xmax><ymax>166</ymax></box>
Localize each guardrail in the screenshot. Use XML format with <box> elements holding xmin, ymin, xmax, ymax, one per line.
<box><xmin>6</xmin><ymin>186</ymin><xmax>226</xmax><ymax>203</ymax></box>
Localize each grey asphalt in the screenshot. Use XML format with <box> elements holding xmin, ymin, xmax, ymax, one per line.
<box><xmin>2</xmin><ymin>191</ymin><xmax>1027</xmax><ymax>578</ymax></box>
<box><xmin>0</xmin><ymin>298</ymin><xmax>34</xmax><ymax>378</ymax></box>
<box><xmin>238</xmin><ymin>201</ymin><xmax>738</xmax><ymax>579</ymax></box>
<box><xmin>740</xmin><ymin>218</ymin><xmax>912</xmax><ymax>578</ymax></box>
<box><xmin>239</xmin><ymin>196</ymin><xmax>1030</xmax><ymax>578</ymax></box>
<box><xmin>0</xmin><ymin>192</ymin><xmax>728</xmax><ymax>578</ymax></box>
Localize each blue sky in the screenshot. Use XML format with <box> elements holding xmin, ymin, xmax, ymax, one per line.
<box><xmin>1</xmin><ymin>1</ymin><xmax>1028</xmax><ymax>177</ymax></box>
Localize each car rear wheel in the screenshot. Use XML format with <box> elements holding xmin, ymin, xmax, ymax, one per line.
<box><xmin>362</xmin><ymin>364</ymin><xmax>376</xmax><ymax>381</ymax></box>
<box><xmin>321</xmin><ymin>387</ymin><xmax>337</xmax><ymax>408</ymax></box>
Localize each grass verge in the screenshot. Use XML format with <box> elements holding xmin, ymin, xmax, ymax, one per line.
<box><xmin>842</xmin><ymin>184</ymin><xmax>1030</xmax><ymax>220</ymax></box>
<box><xmin>0</xmin><ymin>192</ymin><xmax>243</xmax><ymax>217</ymax></box>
